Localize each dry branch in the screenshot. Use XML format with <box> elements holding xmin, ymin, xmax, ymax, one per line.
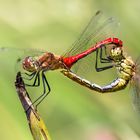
<box><xmin>15</xmin><ymin>72</ymin><xmax>51</xmax><ymax>140</ymax></box>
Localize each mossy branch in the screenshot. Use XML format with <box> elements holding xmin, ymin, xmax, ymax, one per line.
<box><xmin>15</xmin><ymin>72</ymin><xmax>51</xmax><ymax>140</ymax></box>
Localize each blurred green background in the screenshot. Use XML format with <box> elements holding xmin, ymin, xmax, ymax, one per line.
<box><xmin>0</xmin><ymin>0</ymin><xmax>140</xmax><ymax>140</ymax></box>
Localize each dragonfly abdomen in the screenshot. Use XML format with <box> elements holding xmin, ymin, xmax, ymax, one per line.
<box><xmin>61</xmin><ymin>70</ymin><xmax>129</xmax><ymax>93</ymax></box>
<box><xmin>62</xmin><ymin>38</ymin><xmax>123</xmax><ymax>68</ymax></box>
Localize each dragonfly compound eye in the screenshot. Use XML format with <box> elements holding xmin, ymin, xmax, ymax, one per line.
<box><xmin>22</xmin><ymin>56</ymin><xmax>39</xmax><ymax>72</ymax></box>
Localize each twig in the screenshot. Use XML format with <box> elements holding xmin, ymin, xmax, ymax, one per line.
<box><xmin>15</xmin><ymin>72</ymin><xmax>51</xmax><ymax>140</ymax></box>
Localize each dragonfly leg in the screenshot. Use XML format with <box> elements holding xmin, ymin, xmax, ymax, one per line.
<box><xmin>22</xmin><ymin>72</ymin><xmax>36</xmax><ymax>80</ymax></box>
<box><xmin>100</xmin><ymin>46</ymin><xmax>112</xmax><ymax>63</ymax></box>
<box><xmin>95</xmin><ymin>48</ymin><xmax>113</xmax><ymax>72</ymax></box>
<box><xmin>33</xmin><ymin>70</ymin><xmax>51</xmax><ymax>109</ymax></box>
<box><xmin>25</xmin><ymin>72</ymin><xmax>40</xmax><ymax>87</ymax></box>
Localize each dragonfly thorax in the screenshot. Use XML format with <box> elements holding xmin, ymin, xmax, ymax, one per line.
<box><xmin>116</xmin><ymin>56</ymin><xmax>135</xmax><ymax>81</ymax></box>
<box><xmin>22</xmin><ymin>56</ymin><xmax>40</xmax><ymax>72</ymax></box>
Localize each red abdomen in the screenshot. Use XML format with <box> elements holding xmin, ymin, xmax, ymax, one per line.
<box><xmin>62</xmin><ymin>37</ymin><xmax>123</xmax><ymax>68</ymax></box>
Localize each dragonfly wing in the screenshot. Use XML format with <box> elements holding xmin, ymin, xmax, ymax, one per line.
<box><xmin>72</xmin><ymin>52</ymin><xmax>95</xmax><ymax>81</ymax></box>
<box><xmin>131</xmin><ymin>76</ymin><xmax>140</xmax><ymax>114</ymax></box>
<box><xmin>0</xmin><ymin>47</ymin><xmax>45</xmax><ymax>56</ymax></box>
<box><xmin>63</xmin><ymin>11</ymin><xmax>119</xmax><ymax>57</ymax></box>
<box><xmin>63</xmin><ymin>11</ymin><xmax>119</xmax><ymax>79</ymax></box>
<box><xmin>131</xmin><ymin>60</ymin><xmax>140</xmax><ymax>114</ymax></box>
<box><xmin>63</xmin><ymin>11</ymin><xmax>102</xmax><ymax>57</ymax></box>
<box><xmin>0</xmin><ymin>47</ymin><xmax>45</xmax><ymax>72</ymax></box>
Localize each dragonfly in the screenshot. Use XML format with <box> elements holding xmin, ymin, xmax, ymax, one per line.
<box><xmin>61</xmin><ymin>44</ymin><xmax>140</xmax><ymax>113</ymax></box>
<box><xmin>1</xmin><ymin>11</ymin><xmax>121</xmax><ymax>108</ymax></box>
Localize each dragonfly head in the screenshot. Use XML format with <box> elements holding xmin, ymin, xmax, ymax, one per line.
<box><xmin>108</xmin><ymin>44</ymin><xmax>123</xmax><ymax>61</ymax></box>
<box><xmin>22</xmin><ymin>56</ymin><xmax>39</xmax><ymax>72</ymax></box>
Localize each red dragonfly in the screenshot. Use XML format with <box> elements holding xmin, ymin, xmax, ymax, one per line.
<box><xmin>2</xmin><ymin>11</ymin><xmax>121</xmax><ymax>107</ymax></box>
<box><xmin>61</xmin><ymin>43</ymin><xmax>140</xmax><ymax>114</ymax></box>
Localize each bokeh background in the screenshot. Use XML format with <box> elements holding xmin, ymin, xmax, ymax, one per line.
<box><xmin>0</xmin><ymin>0</ymin><xmax>140</xmax><ymax>140</ymax></box>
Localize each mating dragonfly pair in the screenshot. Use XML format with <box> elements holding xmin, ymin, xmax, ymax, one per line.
<box><xmin>7</xmin><ymin>11</ymin><xmax>140</xmax><ymax>112</ymax></box>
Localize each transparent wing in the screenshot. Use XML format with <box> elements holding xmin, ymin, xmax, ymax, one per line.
<box><xmin>131</xmin><ymin>58</ymin><xmax>140</xmax><ymax>114</ymax></box>
<box><xmin>63</xmin><ymin>11</ymin><xmax>119</xmax><ymax>57</ymax></box>
<box><xmin>0</xmin><ymin>47</ymin><xmax>45</xmax><ymax>56</ymax></box>
<box><xmin>63</xmin><ymin>11</ymin><xmax>119</xmax><ymax>80</ymax></box>
<box><xmin>0</xmin><ymin>47</ymin><xmax>45</xmax><ymax>72</ymax></box>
